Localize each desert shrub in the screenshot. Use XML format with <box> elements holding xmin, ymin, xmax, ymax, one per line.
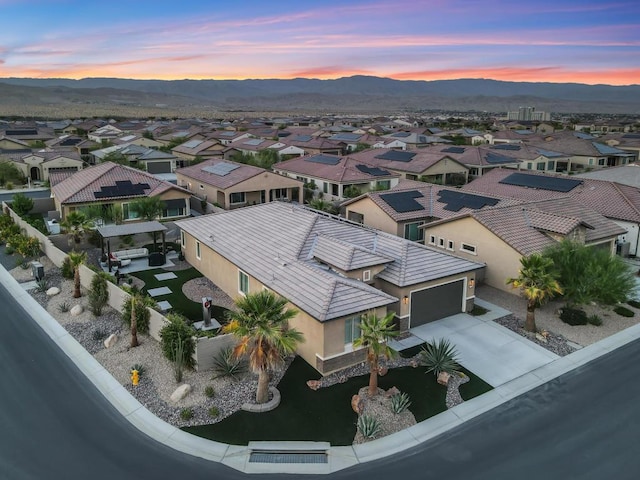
<box><xmin>11</xmin><ymin>193</ymin><xmax>34</xmax><ymax>216</ymax></box>
<box><xmin>159</xmin><ymin>313</ymin><xmax>195</xmax><ymax>369</ymax></box>
<box><xmin>587</xmin><ymin>314</ymin><xmax>603</xmax><ymax>326</ymax></box>
<box><xmin>5</xmin><ymin>182</ymin><xmax>13</xmax><ymax>190</ymax></box>
<box><xmin>121</xmin><ymin>289</ymin><xmax>156</xmax><ymax>334</ymax></box>
<box><xmin>419</xmin><ymin>338</ymin><xmax>461</xmax><ymax>377</ymax></box>
<box><xmin>614</xmin><ymin>305</ymin><xmax>635</xmax><ymax>318</ymax></box>
<box><xmin>180</xmin><ymin>408</ymin><xmax>193</xmax><ymax>421</ymax></box>
<box><xmin>204</xmin><ymin>385</ymin><xmax>215</xmax><ymax>398</ymax></box>
<box><xmin>61</xmin><ymin>256</ymin><xmax>74</xmax><ymax>279</ymax></box>
<box><xmin>92</xmin><ymin>328</ymin><xmax>107</xmax><ymax>342</ymax></box>
<box><xmin>469</xmin><ymin>305</ymin><xmax>489</xmax><ymax>316</ymax></box>
<box><xmin>357</xmin><ymin>415</ymin><xmax>381</xmax><ymax>439</ymax></box>
<box><xmin>559</xmin><ymin>307</ymin><xmax>588</xmax><ymax>326</ymax></box>
<box><xmin>34</xmin><ymin>278</ymin><xmax>49</xmax><ymax>293</ymax></box>
<box><xmin>88</xmin><ymin>272</ymin><xmax>110</xmax><ymax>316</ymax></box>
<box><xmin>58</xmin><ymin>302</ymin><xmax>70</xmax><ymax>313</ymax></box>
<box><xmin>212</xmin><ymin>346</ymin><xmax>247</xmax><ymax>380</ymax></box>
<box><xmin>628</xmin><ymin>299</ymin><xmax>640</xmax><ymax>309</ymax></box>
<box><xmin>208</xmin><ymin>406</ymin><xmax>220</xmax><ymax>418</ymax></box>
<box><xmin>390</xmin><ymin>392</ymin><xmax>411</xmax><ymax>415</ymax></box>
<box><xmin>130</xmin><ymin>363</ymin><xmax>145</xmax><ymax>377</ymax></box>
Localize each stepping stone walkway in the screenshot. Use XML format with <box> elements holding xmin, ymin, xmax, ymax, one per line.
<box><xmin>147</xmin><ymin>286</ymin><xmax>172</xmax><ymax>297</ymax></box>
<box><xmin>154</xmin><ymin>272</ymin><xmax>177</xmax><ymax>281</ymax></box>
<box><xmin>157</xmin><ymin>300</ymin><xmax>172</xmax><ymax>312</ymax></box>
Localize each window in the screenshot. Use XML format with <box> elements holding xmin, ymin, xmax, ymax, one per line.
<box><xmin>460</xmin><ymin>243</ymin><xmax>477</xmax><ymax>255</ymax></box>
<box><xmin>376</xmin><ymin>180</ymin><xmax>391</xmax><ymax>190</ymax></box>
<box><xmin>121</xmin><ymin>203</ymin><xmax>140</xmax><ymax>221</ymax></box>
<box><xmin>272</xmin><ymin>188</ymin><xmax>288</xmax><ymax>200</ymax></box>
<box><xmin>447</xmin><ymin>240</ymin><xmax>454</xmax><ymax>251</ymax></box>
<box><xmin>348</xmin><ymin>211</ymin><xmax>364</xmax><ymax>224</ymax></box>
<box><xmin>536</xmin><ymin>162</ymin><xmax>545</xmax><ymax>171</ymax></box>
<box><xmin>598</xmin><ymin>158</ymin><xmax>605</xmax><ymax>166</ymax></box>
<box><xmin>428</xmin><ymin>235</ymin><xmax>436</xmax><ymax>245</ymax></box>
<box><xmin>180</xmin><ymin>231</ymin><xmax>185</xmax><ymax>248</ymax></box>
<box><xmin>323</xmin><ymin>182</ymin><xmax>328</xmax><ymax>194</ymax></box>
<box><xmin>332</xmin><ymin>183</ymin><xmax>339</xmax><ymax>196</ymax></box>
<box><xmin>547</xmin><ymin>161</ymin><xmax>555</xmax><ymax>171</ymax></box>
<box><xmin>344</xmin><ymin>315</ymin><xmax>361</xmax><ymax>345</ymax></box>
<box><xmin>195</xmin><ymin>240</ymin><xmax>201</xmax><ymax>259</ymax></box>
<box><xmin>238</xmin><ymin>270</ymin><xmax>249</xmax><ymax>295</ymax></box>
<box><xmin>404</xmin><ymin>222</ymin><xmax>424</xmax><ymax>242</ymax></box>
<box><xmin>526</xmin><ymin>162</ymin><xmax>533</xmax><ymax>170</ymax></box>
<box><xmin>363</xmin><ymin>270</ymin><xmax>371</xmax><ymax>282</ymax></box>
<box><xmin>230</xmin><ymin>192</ymin><xmax>246</xmax><ymax>204</ymax></box>
<box><xmin>589</xmin><ymin>158</ymin><xmax>594</xmax><ymax>165</ymax></box>
<box><xmin>438</xmin><ymin>237</ymin><xmax>445</xmax><ymax>248</ymax></box>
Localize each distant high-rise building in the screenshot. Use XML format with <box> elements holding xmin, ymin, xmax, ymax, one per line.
<box><xmin>507</xmin><ymin>106</ymin><xmax>550</xmax><ymax>122</ymax></box>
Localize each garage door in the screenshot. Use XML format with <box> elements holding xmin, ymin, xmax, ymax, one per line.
<box><xmin>410</xmin><ymin>280</ymin><xmax>464</xmax><ymax>327</ymax></box>
<box><xmin>147</xmin><ymin>161</ymin><xmax>172</xmax><ymax>174</ymax></box>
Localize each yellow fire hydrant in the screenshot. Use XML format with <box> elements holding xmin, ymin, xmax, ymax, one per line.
<box><xmin>131</xmin><ymin>369</ymin><xmax>139</xmax><ymax>386</ymax></box>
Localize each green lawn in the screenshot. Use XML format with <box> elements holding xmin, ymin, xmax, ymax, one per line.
<box><xmin>131</xmin><ymin>267</ymin><xmax>229</xmax><ymax>323</ymax></box>
<box><xmin>183</xmin><ymin>356</ymin><xmax>492</xmax><ymax>446</ymax></box>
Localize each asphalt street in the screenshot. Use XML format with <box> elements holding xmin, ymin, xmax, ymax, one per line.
<box><xmin>1</xmin><ymin>279</ymin><xmax>639</xmax><ymax>479</ymax></box>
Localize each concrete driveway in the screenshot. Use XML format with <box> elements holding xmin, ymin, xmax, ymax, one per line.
<box><xmin>389</xmin><ymin>298</ymin><xmax>559</xmax><ymax>387</ymax></box>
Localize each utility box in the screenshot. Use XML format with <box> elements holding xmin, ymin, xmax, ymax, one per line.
<box><xmin>31</xmin><ymin>261</ymin><xmax>44</xmax><ymax>281</ymax></box>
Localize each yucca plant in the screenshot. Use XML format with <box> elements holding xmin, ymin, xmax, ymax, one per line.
<box><xmin>34</xmin><ymin>278</ymin><xmax>49</xmax><ymax>293</ymax></box>
<box><xmin>390</xmin><ymin>392</ymin><xmax>411</xmax><ymax>414</ymax></box>
<box><xmin>357</xmin><ymin>415</ymin><xmax>381</xmax><ymax>439</ymax></box>
<box><xmin>419</xmin><ymin>338</ymin><xmax>461</xmax><ymax>377</ymax></box>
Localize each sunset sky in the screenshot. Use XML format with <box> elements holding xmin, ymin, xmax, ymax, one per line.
<box><xmin>0</xmin><ymin>0</ymin><xmax>638</xmax><ymax>85</ymax></box>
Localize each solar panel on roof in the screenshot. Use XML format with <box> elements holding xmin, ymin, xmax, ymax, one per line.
<box><xmin>623</xmin><ymin>133</ymin><xmax>640</xmax><ymax>139</ymax></box>
<box><xmin>182</xmin><ymin>139</ymin><xmax>203</xmax><ymax>149</ymax></box>
<box><xmin>485</xmin><ymin>152</ymin><xmax>519</xmax><ymax>164</ymax></box>
<box><xmin>392</xmin><ymin>132</ymin><xmax>411</xmax><ymax>138</ymax></box>
<box><xmin>379</xmin><ymin>191</ymin><xmax>425</xmax><ymax>213</ymax></box>
<box><xmin>442</xmin><ymin>146</ymin><xmax>465</xmax><ymax>154</ymax></box>
<box><xmin>330</xmin><ymin>133</ymin><xmax>362</xmax><ymax>142</ymax></box>
<box><xmin>305</xmin><ymin>154</ymin><xmax>341</xmax><ymax>165</ymax></box>
<box><xmin>437</xmin><ymin>190</ymin><xmax>500</xmax><ymax>212</ymax></box>
<box><xmin>202</xmin><ymin>162</ymin><xmax>241</xmax><ymax>176</ymax></box>
<box><xmin>355</xmin><ymin>165</ymin><xmax>390</xmax><ymax>176</ymax></box>
<box><xmin>219</xmin><ymin>131</ymin><xmax>236</xmax><ymax>136</ymax></box>
<box><xmin>499</xmin><ymin>172</ymin><xmax>582</xmax><ymax>192</ymax></box>
<box><xmin>374</xmin><ymin>150</ymin><xmax>416</xmax><ymax>162</ymax></box>
<box><xmin>94</xmin><ymin>181</ymin><xmax>150</xmax><ymax>198</ymax></box>
<box><xmin>491</xmin><ymin>144</ymin><xmax>521</xmax><ymax>151</ymax></box>
<box><xmin>293</xmin><ymin>135</ymin><xmax>313</xmax><ymax>142</ymax></box>
<box><xmin>243</xmin><ymin>138</ymin><xmax>264</xmax><ymax>146</ymax></box>
<box><xmin>6</xmin><ymin>129</ymin><xmax>37</xmax><ymax>136</ymax></box>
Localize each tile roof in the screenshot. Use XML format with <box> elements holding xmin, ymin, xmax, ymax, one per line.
<box><xmin>175</xmin><ymin>158</ymin><xmax>268</xmax><ymax>189</ymax></box>
<box><xmin>308</xmin><ymin>234</ymin><xmax>394</xmax><ymax>271</ymax></box>
<box><xmin>347</xmin><ymin>148</ymin><xmax>463</xmax><ymax>174</ymax></box>
<box><xmin>273</xmin><ymin>155</ymin><xmax>399</xmax><ymax>183</ymax></box>
<box><xmin>176</xmin><ymin>203</ymin><xmax>482</xmax><ymax>321</ymax></box>
<box><xmin>50</xmin><ymin>161</ymin><xmax>179</xmax><ymax>204</ymax></box>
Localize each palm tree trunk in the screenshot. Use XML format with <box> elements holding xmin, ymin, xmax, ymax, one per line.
<box><xmin>256</xmin><ymin>369</ymin><xmax>270</xmax><ymax>404</ymax></box>
<box><xmin>130</xmin><ymin>297</ymin><xmax>139</xmax><ymax>348</ymax></box>
<box><xmin>368</xmin><ymin>353</ymin><xmax>379</xmax><ymax>396</ymax></box>
<box><xmin>73</xmin><ymin>268</ymin><xmax>81</xmax><ymax>298</ymax></box>
<box><xmin>524</xmin><ymin>301</ymin><xmax>537</xmax><ymax>332</ymax></box>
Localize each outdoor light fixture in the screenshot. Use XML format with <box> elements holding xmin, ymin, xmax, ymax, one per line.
<box><xmin>469</xmin><ymin>278</ymin><xmax>475</xmax><ymax>288</ymax></box>
<box><xmin>403</xmin><ymin>295</ymin><xmax>409</xmax><ymax>305</ymax></box>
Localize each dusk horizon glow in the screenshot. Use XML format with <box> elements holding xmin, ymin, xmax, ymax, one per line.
<box><xmin>1</xmin><ymin>0</ymin><xmax>638</xmax><ymax>86</ymax></box>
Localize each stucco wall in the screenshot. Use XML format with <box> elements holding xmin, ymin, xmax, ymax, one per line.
<box><xmin>344</xmin><ymin>197</ymin><xmax>398</xmax><ymax>235</ymax></box>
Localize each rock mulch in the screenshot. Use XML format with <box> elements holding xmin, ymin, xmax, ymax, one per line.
<box><xmin>492</xmin><ymin>314</ymin><xmax>577</xmax><ymax>357</ymax></box>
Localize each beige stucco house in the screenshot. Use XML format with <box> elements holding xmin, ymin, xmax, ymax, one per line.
<box><xmin>176</xmin><ymin>202</ymin><xmax>484</xmax><ymax>374</ymax></box>
<box><xmin>175</xmin><ymin>159</ymin><xmax>303</xmax><ymax>209</ymax></box>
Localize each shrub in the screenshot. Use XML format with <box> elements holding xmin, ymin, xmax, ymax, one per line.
<box><xmin>34</xmin><ymin>278</ymin><xmax>49</xmax><ymax>293</ymax></box>
<box><xmin>614</xmin><ymin>305</ymin><xmax>635</xmax><ymax>318</ymax></box>
<box><xmin>159</xmin><ymin>313</ymin><xmax>195</xmax><ymax>369</ymax></box>
<box><xmin>61</xmin><ymin>256</ymin><xmax>74</xmax><ymax>279</ymax></box>
<box><xmin>559</xmin><ymin>307</ymin><xmax>588</xmax><ymax>326</ymax></box>
<box><xmin>172</xmin><ymin>338</ymin><xmax>185</xmax><ymax>383</ymax></box>
<box><xmin>469</xmin><ymin>305</ymin><xmax>489</xmax><ymax>316</ymax></box>
<box><xmin>17</xmin><ymin>258</ymin><xmax>30</xmax><ymax>269</ymax></box>
<box><xmin>357</xmin><ymin>415</ymin><xmax>381</xmax><ymax>439</ymax></box>
<box><xmin>58</xmin><ymin>302</ymin><xmax>70</xmax><ymax>313</ymax></box>
<box><xmin>212</xmin><ymin>346</ymin><xmax>247</xmax><ymax>380</ymax></box>
<box><xmin>121</xmin><ymin>290</ymin><xmax>156</xmax><ymax>334</ymax></box>
<box><xmin>419</xmin><ymin>338</ymin><xmax>461</xmax><ymax>377</ymax></box>
<box><xmin>628</xmin><ymin>299</ymin><xmax>640</xmax><ymax>309</ymax></box>
<box><xmin>390</xmin><ymin>392</ymin><xmax>411</xmax><ymax>415</ymax></box>
<box><xmin>204</xmin><ymin>385</ymin><xmax>215</xmax><ymax>398</ymax></box>
<box><xmin>587</xmin><ymin>314</ymin><xmax>603</xmax><ymax>326</ymax></box>
<box><xmin>179</xmin><ymin>408</ymin><xmax>193</xmax><ymax>421</ymax></box>
<box><xmin>5</xmin><ymin>182</ymin><xmax>13</xmax><ymax>190</ymax></box>
<box><xmin>92</xmin><ymin>328</ymin><xmax>107</xmax><ymax>342</ymax></box>
<box><xmin>11</xmin><ymin>193</ymin><xmax>34</xmax><ymax>216</ymax></box>
<box><xmin>88</xmin><ymin>272</ymin><xmax>110</xmax><ymax>316</ymax></box>
<box><xmin>208</xmin><ymin>406</ymin><xmax>220</xmax><ymax>418</ymax></box>
<box><xmin>130</xmin><ymin>363</ymin><xmax>145</xmax><ymax>377</ymax></box>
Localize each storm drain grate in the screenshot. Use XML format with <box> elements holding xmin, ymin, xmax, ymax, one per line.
<box><xmin>249</xmin><ymin>450</ymin><xmax>328</xmax><ymax>464</ymax></box>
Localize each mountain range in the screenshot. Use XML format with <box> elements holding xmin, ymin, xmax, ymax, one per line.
<box><xmin>1</xmin><ymin>76</ymin><xmax>639</xmax><ymax>115</ymax></box>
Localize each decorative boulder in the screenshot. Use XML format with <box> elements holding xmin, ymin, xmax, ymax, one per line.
<box><xmin>437</xmin><ymin>371</ymin><xmax>451</xmax><ymax>386</ymax></box>
<box><xmin>170</xmin><ymin>384</ymin><xmax>192</xmax><ymax>403</ymax></box>
<box><xmin>70</xmin><ymin>304</ymin><xmax>83</xmax><ymax>316</ymax></box>
<box><xmin>410</xmin><ymin>359</ymin><xmax>419</xmax><ymax>368</ymax></box>
<box><xmin>535</xmin><ymin>333</ymin><xmax>548</xmax><ymax>343</ymax></box>
<box><xmin>306</xmin><ymin>380</ymin><xmax>321</xmax><ymax>390</ymax></box>
<box><xmin>103</xmin><ymin>334</ymin><xmax>118</xmax><ymax>348</ymax></box>
<box><xmin>46</xmin><ymin>287</ymin><xmax>60</xmax><ymax>296</ymax></box>
<box><xmin>351</xmin><ymin>395</ymin><xmax>364</xmax><ymax>414</ymax></box>
<box><xmin>385</xmin><ymin>386</ymin><xmax>400</xmax><ymax>398</ymax></box>
<box><xmin>378</xmin><ymin>366</ymin><xmax>388</xmax><ymax>376</ymax></box>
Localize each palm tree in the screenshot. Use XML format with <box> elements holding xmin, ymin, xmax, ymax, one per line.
<box><xmin>60</xmin><ymin>211</ymin><xmax>93</xmax><ymax>245</ymax></box>
<box><xmin>507</xmin><ymin>253</ymin><xmax>563</xmax><ymax>332</ymax></box>
<box><xmin>223</xmin><ymin>290</ymin><xmax>304</xmax><ymax>404</ymax></box>
<box><xmin>67</xmin><ymin>251</ymin><xmax>87</xmax><ymax>298</ymax></box>
<box><xmin>353</xmin><ymin>311</ymin><xmax>399</xmax><ymax>396</ymax></box>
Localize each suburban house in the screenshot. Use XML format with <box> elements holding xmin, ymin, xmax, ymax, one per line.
<box><xmin>14</xmin><ymin>150</ymin><xmax>84</xmax><ymax>181</ymax></box>
<box><xmin>342</xmin><ymin>180</ymin><xmax>519</xmax><ymax>242</ymax></box>
<box><xmin>176</xmin><ymin>202</ymin><xmax>484</xmax><ymax>374</ymax></box>
<box><xmin>462</xmin><ymin>169</ymin><xmax>640</xmax><ymax>257</ymax></box>
<box><xmin>91</xmin><ymin>143</ymin><xmax>180</xmax><ymax>174</ymax></box>
<box><xmin>483</xmin><ymin>143</ymin><xmax>570</xmax><ymax>173</ymax></box>
<box><xmin>422</xmin><ymin>196</ymin><xmax>625</xmax><ymax>293</ymax></box>
<box><xmin>419</xmin><ymin>144</ymin><xmax>521</xmax><ymax>178</ymax></box>
<box><xmin>171</xmin><ymin>139</ymin><xmax>225</xmax><ymax>162</ymax></box>
<box><xmin>282</xmin><ymin>134</ymin><xmax>345</xmax><ymax>155</ymax></box>
<box><xmin>381</xmin><ymin>131</ymin><xmax>448</xmax><ymax>148</ymax></box>
<box><xmin>50</xmin><ymin>161</ymin><xmax>191</xmax><ymax>222</ymax></box>
<box><xmin>175</xmin><ymin>159</ymin><xmax>303</xmax><ymax>209</ymax></box>
<box><xmin>347</xmin><ymin>148</ymin><xmax>469</xmax><ymax>185</ymax></box>
<box><xmin>273</xmin><ymin>153</ymin><xmax>401</xmax><ymax>201</ymax></box>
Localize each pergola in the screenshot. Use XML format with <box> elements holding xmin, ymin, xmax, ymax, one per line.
<box><xmin>97</xmin><ymin>221</ymin><xmax>168</xmax><ymax>272</ymax></box>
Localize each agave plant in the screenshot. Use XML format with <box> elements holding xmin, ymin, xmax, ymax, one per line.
<box><xmin>357</xmin><ymin>415</ymin><xmax>381</xmax><ymax>439</ymax></box>
<box><xmin>419</xmin><ymin>338</ymin><xmax>461</xmax><ymax>377</ymax></box>
<box><xmin>212</xmin><ymin>346</ymin><xmax>248</xmax><ymax>380</ymax></box>
<box><xmin>390</xmin><ymin>392</ymin><xmax>411</xmax><ymax>415</ymax></box>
